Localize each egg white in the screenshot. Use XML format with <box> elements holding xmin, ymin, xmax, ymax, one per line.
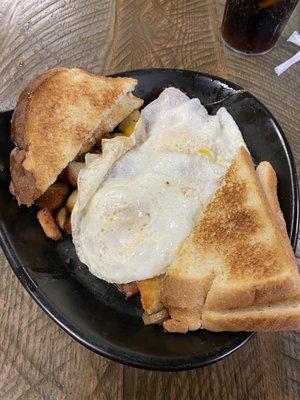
<box><xmin>72</xmin><ymin>88</ymin><xmax>247</xmax><ymax>283</ymax></box>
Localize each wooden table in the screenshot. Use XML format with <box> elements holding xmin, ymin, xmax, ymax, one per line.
<box><xmin>0</xmin><ymin>1</ymin><xmax>299</xmax><ymax>399</ymax></box>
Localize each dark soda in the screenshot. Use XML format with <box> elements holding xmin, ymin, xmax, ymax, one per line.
<box><xmin>221</xmin><ymin>0</ymin><xmax>299</xmax><ymax>55</ymax></box>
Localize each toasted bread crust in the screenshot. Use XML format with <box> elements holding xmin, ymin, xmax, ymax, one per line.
<box><xmin>163</xmin><ymin>307</ymin><xmax>201</xmax><ymax>333</ymax></box>
<box><xmin>256</xmin><ymin>161</ymin><xmax>287</xmax><ymax>233</ymax></box>
<box><xmin>10</xmin><ymin>68</ymin><xmax>143</xmax><ymax>205</ymax></box>
<box><xmin>205</xmin><ymin>275</ymin><xmax>300</xmax><ymax>311</ymax></box>
<box><xmin>10</xmin><ymin>148</ymin><xmax>42</xmax><ymax>204</ymax></box>
<box><xmin>162</xmin><ymin>274</ymin><xmax>213</xmax><ymax>310</ymax></box>
<box><xmin>202</xmin><ymin>299</ymin><xmax>300</xmax><ymax>332</ymax></box>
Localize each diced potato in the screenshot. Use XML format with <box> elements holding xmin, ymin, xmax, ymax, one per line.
<box><xmin>55</xmin><ymin>207</ymin><xmax>68</xmax><ymax>229</ymax></box>
<box><xmin>115</xmin><ymin>282</ymin><xmax>140</xmax><ymax>298</ymax></box>
<box><xmin>137</xmin><ymin>275</ymin><xmax>164</xmax><ymax>314</ymax></box>
<box><xmin>65</xmin><ymin>189</ymin><xmax>78</xmax><ymax>214</ymax></box>
<box><xmin>65</xmin><ymin>161</ymin><xmax>85</xmax><ymax>187</ymax></box>
<box><xmin>36</xmin><ymin>182</ymin><xmax>69</xmax><ymax>211</ymax></box>
<box><xmin>119</xmin><ymin>110</ymin><xmax>141</xmax><ymax>136</ymax></box>
<box><xmin>37</xmin><ymin>209</ymin><xmax>61</xmax><ymax>240</ymax></box>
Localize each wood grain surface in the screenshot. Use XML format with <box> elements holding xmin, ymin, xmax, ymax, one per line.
<box><xmin>0</xmin><ymin>1</ymin><xmax>299</xmax><ymax>399</ymax></box>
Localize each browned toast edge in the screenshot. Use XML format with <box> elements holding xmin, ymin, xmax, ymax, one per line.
<box><xmin>10</xmin><ymin>68</ymin><xmax>68</xmax><ymax>205</ymax></box>
<box><xmin>202</xmin><ymin>298</ymin><xmax>300</xmax><ymax>332</ymax></box>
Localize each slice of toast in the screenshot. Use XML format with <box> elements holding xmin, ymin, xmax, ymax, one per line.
<box><xmin>137</xmin><ymin>160</ymin><xmax>289</xmax><ymax>322</ymax></box>
<box><xmin>10</xmin><ymin>68</ymin><xmax>143</xmax><ymax>205</ymax></box>
<box><xmin>137</xmin><ymin>158</ymin><xmax>300</xmax><ymax>331</ymax></box>
<box><xmin>201</xmin><ymin>160</ymin><xmax>299</xmax><ymax>332</ymax></box>
<box><xmin>162</xmin><ymin>147</ymin><xmax>300</xmax><ymax>333</ymax></box>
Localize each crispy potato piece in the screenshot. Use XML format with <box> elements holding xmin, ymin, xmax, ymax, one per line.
<box><xmin>55</xmin><ymin>207</ymin><xmax>68</xmax><ymax>229</ymax></box>
<box><xmin>36</xmin><ymin>182</ymin><xmax>69</xmax><ymax>211</ymax></box>
<box><xmin>119</xmin><ymin>110</ymin><xmax>140</xmax><ymax>136</ymax></box>
<box><xmin>65</xmin><ymin>189</ymin><xmax>78</xmax><ymax>214</ymax></box>
<box><xmin>64</xmin><ymin>217</ymin><xmax>72</xmax><ymax>234</ymax></box>
<box><xmin>37</xmin><ymin>208</ymin><xmax>62</xmax><ymax>240</ymax></box>
<box><xmin>138</xmin><ymin>275</ymin><xmax>164</xmax><ymax>314</ymax></box>
<box><xmin>116</xmin><ymin>282</ymin><xmax>140</xmax><ymax>298</ymax></box>
<box><xmin>65</xmin><ymin>161</ymin><xmax>85</xmax><ymax>187</ymax></box>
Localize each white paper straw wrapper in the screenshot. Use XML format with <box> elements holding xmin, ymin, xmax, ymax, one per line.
<box><xmin>274</xmin><ymin>32</ymin><xmax>300</xmax><ymax>76</ymax></box>
<box><xmin>274</xmin><ymin>51</ymin><xmax>300</xmax><ymax>76</ymax></box>
<box><xmin>287</xmin><ymin>31</ymin><xmax>300</xmax><ymax>46</ymax></box>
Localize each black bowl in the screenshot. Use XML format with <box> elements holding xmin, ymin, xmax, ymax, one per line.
<box><xmin>0</xmin><ymin>69</ymin><xmax>299</xmax><ymax>371</ymax></box>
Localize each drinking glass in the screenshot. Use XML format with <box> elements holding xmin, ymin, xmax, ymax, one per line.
<box><xmin>221</xmin><ymin>0</ymin><xmax>299</xmax><ymax>55</ymax></box>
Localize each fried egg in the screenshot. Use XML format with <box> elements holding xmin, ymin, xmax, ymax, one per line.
<box><xmin>72</xmin><ymin>88</ymin><xmax>247</xmax><ymax>283</ymax></box>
